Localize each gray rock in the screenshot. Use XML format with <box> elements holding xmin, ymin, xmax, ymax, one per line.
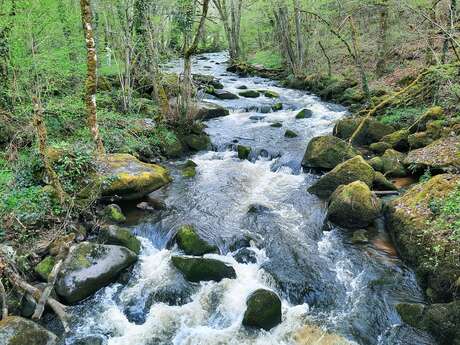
<box><xmin>0</xmin><ymin>316</ymin><xmax>58</xmax><ymax>345</ymax></box>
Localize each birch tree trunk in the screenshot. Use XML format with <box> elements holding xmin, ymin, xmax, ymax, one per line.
<box><xmin>80</xmin><ymin>0</ymin><xmax>105</xmax><ymax>156</ymax></box>
<box><xmin>213</xmin><ymin>0</ymin><xmax>242</xmax><ymax>62</ymax></box>
<box><xmin>376</xmin><ymin>0</ymin><xmax>389</xmax><ymax>76</ymax></box>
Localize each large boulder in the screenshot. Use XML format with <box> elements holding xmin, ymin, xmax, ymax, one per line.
<box><xmin>98</xmin><ymin>154</ymin><xmax>171</xmax><ymax>200</ymax></box>
<box><xmin>171</xmin><ymin>256</ymin><xmax>236</xmax><ymax>282</ymax></box>
<box><xmin>373</xmin><ymin>171</ymin><xmax>397</xmax><ymax>191</ymax></box>
<box><xmin>404</xmin><ymin>136</ymin><xmax>460</xmax><ymax>173</ymax></box>
<box><xmin>308</xmin><ymin>156</ymin><xmax>375</xmax><ymax>198</ymax></box>
<box><xmin>386</xmin><ymin>174</ymin><xmax>460</xmax><ymax>302</ymax></box>
<box><xmin>175</xmin><ymin>225</ymin><xmax>218</xmax><ymax>256</ymax></box>
<box><xmin>196</xmin><ymin>101</ymin><xmax>229</xmax><ymax>120</ymax></box>
<box><xmin>183</xmin><ymin>134</ymin><xmax>211</xmax><ymax>151</ymax></box>
<box><xmin>327</xmin><ymin>181</ymin><xmax>382</xmax><ymax>229</ymax></box>
<box><xmin>0</xmin><ymin>316</ymin><xmax>58</xmax><ymax>345</ymax></box>
<box><xmin>56</xmin><ymin>242</ymin><xmax>137</xmax><ymax>304</ymax></box>
<box><xmin>242</xmin><ymin>289</ymin><xmax>282</xmax><ymax>330</ymax></box>
<box><xmin>396</xmin><ymin>301</ymin><xmax>460</xmax><ymax>345</ymax></box>
<box><xmin>333</xmin><ymin>117</ymin><xmax>395</xmax><ymax>145</ymax></box>
<box><xmin>302</xmin><ymin>136</ymin><xmax>359</xmax><ymax>170</ymax></box>
<box><xmin>381</xmin><ymin>149</ymin><xmax>407</xmax><ymax>177</ymax></box>
<box><xmin>380</xmin><ymin>129</ymin><xmax>410</xmax><ymax>151</ymax></box>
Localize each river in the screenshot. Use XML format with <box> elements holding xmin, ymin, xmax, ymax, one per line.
<box><xmin>63</xmin><ymin>52</ymin><xmax>437</xmax><ymax>345</ymax></box>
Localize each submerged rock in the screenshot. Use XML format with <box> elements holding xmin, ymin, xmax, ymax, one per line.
<box><xmin>242</xmin><ymin>289</ymin><xmax>282</xmax><ymax>330</ymax></box>
<box><xmin>295</xmin><ymin>109</ymin><xmax>313</xmax><ymax>119</ymax></box>
<box><xmin>327</xmin><ymin>181</ymin><xmax>382</xmax><ymax>229</ymax></box>
<box><xmin>98</xmin><ymin>153</ymin><xmax>171</xmax><ymax>200</ymax></box>
<box><xmin>396</xmin><ymin>301</ymin><xmax>460</xmax><ymax>345</ymax></box>
<box><xmin>56</xmin><ymin>242</ymin><xmax>137</xmax><ymax>304</ymax></box>
<box><xmin>308</xmin><ymin>156</ymin><xmax>375</xmax><ymax>198</ymax></box>
<box><xmin>175</xmin><ymin>225</ymin><xmax>218</xmax><ymax>256</ymax></box>
<box><xmin>302</xmin><ymin>136</ymin><xmax>358</xmax><ymax>170</ymax></box>
<box><xmin>233</xmin><ymin>247</ymin><xmax>257</xmax><ymax>264</ymax></box>
<box><xmin>404</xmin><ymin>135</ymin><xmax>460</xmax><ymax>172</ymax></box>
<box><xmin>171</xmin><ymin>256</ymin><xmax>236</xmax><ymax>282</ymax></box>
<box><xmin>0</xmin><ymin>317</ymin><xmax>58</xmax><ymax>345</ymax></box>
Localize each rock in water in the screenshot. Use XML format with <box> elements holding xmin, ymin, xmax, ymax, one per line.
<box><xmin>308</xmin><ymin>156</ymin><xmax>375</xmax><ymax>198</ymax></box>
<box><xmin>242</xmin><ymin>289</ymin><xmax>282</xmax><ymax>330</ymax></box>
<box><xmin>285</xmin><ymin>129</ymin><xmax>298</xmax><ymax>138</ymax></box>
<box><xmin>183</xmin><ymin>134</ymin><xmax>211</xmax><ymax>151</ymax></box>
<box><xmin>0</xmin><ymin>316</ymin><xmax>58</xmax><ymax>345</ymax></box>
<box><xmin>237</xmin><ymin>145</ymin><xmax>251</xmax><ymax>160</ymax></box>
<box><xmin>98</xmin><ymin>153</ymin><xmax>171</xmax><ymax>200</ymax></box>
<box><xmin>175</xmin><ymin>225</ymin><xmax>218</xmax><ymax>256</ymax></box>
<box><xmin>213</xmin><ymin>89</ymin><xmax>239</xmax><ymax>100</ymax></box>
<box><xmin>100</xmin><ymin>225</ymin><xmax>141</xmax><ymax>254</ymax></box>
<box><xmin>104</xmin><ymin>204</ymin><xmax>126</xmax><ymax>223</ymax></box>
<box><xmin>295</xmin><ymin>109</ymin><xmax>313</xmax><ymax>119</ymax></box>
<box><xmin>196</xmin><ymin>102</ymin><xmax>230</xmax><ymax>120</ymax></box>
<box><xmin>238</xmin><ymin>90</ymin><xmax>260</xmax><ymax>98</ymax></box>
<box><xmin>302</xmin><ymin>135</ymin><xmax>358</xmax><ymax>170</ymax></box>
<box><xmin>56</xmin><ymin>242</ymin><xmax>137</xmax><ymax>304</ymax></box>
<box><xmin>262</xmin><ymin>90</ymin><xmax>280</xmax><ymax>98</ymax></box>
<box><xmin>327</xmin><ymin>181</ymin><xmax>382</xmax><ymax>229</ymax></box>
<box><xmin>171</xmin><ymin>256</ymin><xmax>236</xmax><ymax>282</ymax></box>
<box><xmin>396</xmin><ymin>301</ymin><xmax>460</xmax><ymax>345</ymax></box>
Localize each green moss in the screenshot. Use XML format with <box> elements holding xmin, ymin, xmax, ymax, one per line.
<box><xmin>272</xmin><ymin>102</ymin><xmax>283</xmax><ymax>111</ymax></box>
<box><xmin>295</xmin><ymin>109</ymin><xmax>313</xmax><ymax>119</ymax></box>
<box><xmin>35</xmin><ymin>256</ymin><xmax>56</xmax><ymax>281</ymax></box>
<box><xmin>182</xmin><ymin>166</ymin><xmax>196</xmax><ymax>178</ymax></box>
<box><xmin>104</xmin><ymin>204</ymin><xmax>126</xmax><ymax>223</ymax></box>
<box><xmin>171</xmin><ymin>256</ymin><xmax>236</xmax><ymax>282</ymax></box>
<box><xmin>175</xmin><ymin>225</ymin><xmax>217</xmax><ymax>256</ymax></box>
<box><xmin>239</xmin><ymin>90</ymin><xmax>260</xmax><ymax>98</ymax></box>
<box><xmin>103</xmin><ymin>226</ymin><xmax>141</xmax><ymax>254</ymax></box>
<box><xmin>262</xmin><ymin>90</ymin><xmax>280</xmax><ymax>98</ymax></box>
<box><xmin>237</xmin><ymin>145</ymin><xmax>251</xmax><ymax>160</ymax></box>
<box><xmin>284</xmin><ymin>129</ymin><xmax>298</xmax><ymax>138</ymax></box>
<box><xmin>270</xmin><ymin>122</ymin><xmax>283</xmax><ymax>128</ymax></box>
<box><xmin>242</xmin><ymin>289</ymin><xmax>282</xmax><ymax>330</ymax></box>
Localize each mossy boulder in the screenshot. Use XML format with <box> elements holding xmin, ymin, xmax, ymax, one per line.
<box><xmin>368</xmin><ymin>157</ymin><xmax>384</xmax><ymax>172</ymax></box>
<box><xmin>396</xmin><ymin>301</ymin><xmax>460</xmax><ymax>345</ymax></box>
<box><xmin>196</xmin><ymin>101</ymin><xmax>229</xmax><ymax>120</ymax></box>
<box><xmin>386</xmin><ymin>174</ymin><xmax>460</xmax><ymax>302</ymax></box>
<box><xmin>98</xmin><ymin>153</ymin><xmax>171</xmax><ymax>200</ymax></box>
<box><xmin>237</xmin><ymin>145</ymin><xmax>251</xmax><ymax>160</ymax></box>
<box><xmin>0</xmin><ymin>316</ymin><xmax>58</xmax><ymax>345</ymax></box>
<box><xmin>404</xmin><ymin>136</ymin><xmax>460</xmax><ymax>172</ymax></box>
<box><xmin>327</xmin><ymin>181</ymin><xmax>382</xmax><ymax>229</ymax></box>
<box><xmin>302</xmin><ymin>136</ymin><xmax>359</xmax><ymax>170</ymax></box>
<box><xmin>380</xmin><ymin>129</ymin><xmax>410</xmax><ymax>151</ymax></box>
<box><xmin>381</xmin><ymin>149</ymin><xmax>407</xmax><ymax>177</ymax></box>
<box><xmin>181</xmin><ymin>161</ymin><xmax>197</xmax><ymax>178</ymax></box>
<box><xmin>284</xmin><ymin>129</ymin><xmax>298</xmax><ymax>138</ymax></box>
<box><xmin>104</xmin><ymin>204</ymin><xmax>126</xmax><ymax>223</ymax></box>
<box><xmin>408</xmin><ymin>106</ymin><xmax>444</xmax><ymax>133</ymax></box>
<box><xmin>373</xmin><ymin>171</ymin><xmax>397</xmax><ymax>191</ymax></box>
<box><xmin>239</xmin><ymin>90</ymin><xmax>260</xmax><ymax>98</ymax></box>
<box><xmin>369</xmin><ymin>141</ymin><xmax>391</xmax><ymax>154</ymax></box>
<box><xmin>175</xmin><ymin>225</ymin><xmax>218</xmax><ymax>256</ymax></box>
<box><xmin>295</xmin><ymin>109</ymin><xmax>313</xmax><ymax>119</ymax></box>
<box><xmin>55</xmin><ymin>242</ymin><xmax>137</xmax><ymax>304</ymax></box>
<box><xmin>272</xmin><ymin>102</ymin><xmax>283</xmax><ymax>111</ymax></box>
<box><xmin>192</xmin><ymin>74</ymin><xmax>224</xmax><ymax>90</ymax></box>
<box><xmin>100</xmin><ymin>225</ymin><xmax>141</xmax><ymax>254</ymax></box>
<box><xmin>333</xmin><ymin>118</ymin><xmax>394</xmax><ymax>146</ymax></box>
<box><xmin>163</xmin><ymin>137</ymin><xmax>184</xmax><ymax>158</ymax></box>
<box><xmin>183</xmin><ymin>134</ymin><xmax>211</xmax><ymax>151</ymax></box>
<box><xmin>263</xmin><ymin>90</ymin><xmax>280</xmax><ymax>98</ymax></box>
<box><xmin>171</xmin><ymin>256</ymin><xmax>236</xmax><ymax>282</ymax></box>
<box><xmin>242</xmin><ymin>289</ymin><xmax>282</xmax><ymax>331</ymax></box>
<box><xmin>308</xmin><ymin>156</ymin><xmax>375</xmax><ymax>198</ymax></box>
<box><xmin>35</xmin><ymin>256</ymin><xmax>56</xmax><ymax>281</ymax></box>
<box><xmin>408</xmin><ymin>131</ymin><xmax>435</xmax><ymax>149</ymax></box>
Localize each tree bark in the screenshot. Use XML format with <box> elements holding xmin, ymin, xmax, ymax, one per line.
<box><xmin>213</xmin><ymin>0</ymin><xmax>243</xmax><ymax>62</ymax></box>
<box><xmin>376</xmin><ymin>0</ymin><xmax>389</xmax><ymax>76</ymax></box>
<box><xmin>80</xmin><ymin>0</ymin><xmax>105</xmax><ymax>156</ymax></box>
<box><xmin>349</xmin><ymin>17</ymin><xmax>371</xmax><ymax>103</ymax></box>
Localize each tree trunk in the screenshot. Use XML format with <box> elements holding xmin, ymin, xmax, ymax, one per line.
<box><xmin>349</xmin><ymin>17</ymin><xmax>371</xmax><ymax>103</ymax></box>
<box><xmin>376</xmin><ymin>0</ymin><xmax>389</xmax><ymax>76</ymax></box>
<box><xmin>293</xmin><ymin>0</ymin><xmax>304</xmax><ymax>72</ymax></box>
<box><xmin>80</xmin><ymin>0</ymin><xmax>105</xmax><ymax>156</ymax></box>
<box><xmin>32</xmin><ymin>97</ymin><xmax>66</xmax><ymax>205</ymax></box>
<box><xmin>426</xmin><ymin>0</ymin><xmax>438</xmax><ymax>65</ymax></box>
<box><xmin>213</xmin><ymin>0</ymin><xmax>242</xmax><ymax>62</ymax></box>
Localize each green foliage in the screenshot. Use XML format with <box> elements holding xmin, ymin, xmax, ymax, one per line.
<box><xmin>430</xmin><ymin>184</ymin><xmax>460</xmax><ymax>242</ymax></box>
<box><xmin>378</xmin><ymin>107</ymin><xmax>426</xmax><ymax>128</ymax></box>
<box><xmin>248</xmin><ymin>50</ymin><xmax>283</xmax><ymax>69</ymax></box>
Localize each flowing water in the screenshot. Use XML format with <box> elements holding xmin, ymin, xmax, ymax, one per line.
<box><xmin>64</xmin><ymin>53</ymin><xmax>437</xmax><ymax>345</ymax></box>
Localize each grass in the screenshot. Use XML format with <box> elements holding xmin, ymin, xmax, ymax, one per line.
<box><xmin>248</xmin><ymin>50</ymin><xmax>283</xmax><ymax>69</ymax></box>
<box><xmin>378</xmin><ymin>106</ymin><xmax>426</xmax><ymax>128</ymax></box>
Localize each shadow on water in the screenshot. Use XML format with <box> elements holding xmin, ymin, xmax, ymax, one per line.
<box><xmin>62</xmin><ymin>52</ymin><xmax>437</xmax><ymax>345</ymax></box>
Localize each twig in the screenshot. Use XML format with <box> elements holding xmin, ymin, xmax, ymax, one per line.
<box><xmin>0</xmin><ymin>279</ymin><xmax>8</xmax><ymax>320</ymax></box>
